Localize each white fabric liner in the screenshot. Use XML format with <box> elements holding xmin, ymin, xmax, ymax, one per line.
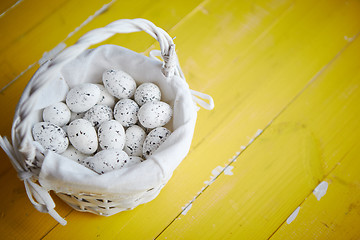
<box><xmin>36</xmin><ymin>44</ymin><xmax>198</xmax><ymax>195</ymax></box>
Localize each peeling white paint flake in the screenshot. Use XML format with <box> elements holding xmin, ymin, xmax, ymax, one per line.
<box><xmin>240</xmin><ymin>145</ymin><xmax>246</xmax><ymax>150</ymax></box>
<box><xmin>286</xmin><ymin>207</ymin><xmax>300</xmax><ymax>224</ymax></box>
<box><xmin>38</xmin><ymin>0</ymin><xmax>114</xmax><ymax>65</ymax></box>
<box><xmin>313</xmin><ymin>181</ymin><xmax>329</xmax><ymax>201</ymax></box>
<box><xmin>224</xmin><ymin>166</ymin><xmax>234</xmax><ymax>175</ymax></box>
<box><xmin>229</xmin><ymin>152</ymin><xmax>240</xmax><ymax>163</ymax></box>
<box><xmin>204</xmin><ymin>166</ymin><xmax>224</xmax><ymax>185</ymax></box>
<box><xmin>0</xmin><ymin>0</ymin><xmax>23</xmax><ymax>18</ymax></box>
<box><xmin>0</xmin><ymin>63</ymin><xmax>36</xmax><ymax>93</ymax></box>
<box><xmin>211</xmin><ymin>166</ymin><xmax>224</xmax><ymax>176</ymax></box>
<box><xmin>181</xmin><ymin>203</ymin><xmax>192</xmax><ymax>215</ymax></box>
<box><xmin>199</xmin><ymin>5</ymin><xmax>209</xmax><ymax>15</ymax></box>
<box><xmin>66</xmin><ymin>0</ymin><xmax>115</xmax><ymax>39</ymax></box>
<box><xmin>197</xmin><ymin>187</ymin><xmax>206</xmax><ymax>195</ymax></box>
<box><xmin>247</xmin><ymin>129</ymin><xmax>264</xmax><ymax>146</ymax></box>
<box><xmin>254</xmin><ymin>129</ymin><xmax>263</xmax><ymax>137</ymax></box>
<box><xmin>344</xmin><ymin>35</ymin><xmax>355</xmax><ymax>42</ymax></box>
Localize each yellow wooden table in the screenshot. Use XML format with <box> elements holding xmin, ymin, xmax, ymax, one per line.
<box><xmin>1</xmin><ymin>0</ymin><xmax>360</xmax><ymax>239</ymax></box>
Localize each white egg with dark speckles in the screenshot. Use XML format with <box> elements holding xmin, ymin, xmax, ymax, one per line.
<box><xmin>32</xmin><ymin>122</ymin><xmax>69</xmax><ymax>153</ymax></box>
<box><xmin>114</xmin><ymin>99</ymin><xmax>139</xmax><ymax>127</ymax></box>
<box><xmin>67</xmin><ymin>119</ymin><xmax>98</xmax><ymax>154</ymax></box>
<box><xmin>124</xmin><ymin>125</ymin><xmax>146</xmax><ymax>157</ymax></box>
<box><xmin>143</xmin><ymin>127</ymin><xmax>171</xmax><ymax>158</ymax></box>
<box><xmin>66</xmin><ymin>83</ymin><xmax>101</xmax><ymax>113</ymax></box>
<box><xmin>98</xmin><ymin>120</ymin><xmax>125</xmax><ymax>150</ymax></box>
<box><xmin>61</xmin><ymin>145</ymin><xmax>89</xmax><ymax>163</ymax></box>
<box><xmin>42</xmin><ymin>102</ymin><xmax>71</xmax><ymax>127</ymax></box>
<box><xmin>138</xmin><ymin>101</ymin><xmax>172</xmax><ymax>128</ymax></box>
<box><xmin>82</xmin><ymin>149</ymin><xmax>129</xmax><ymax>174</ymax></box>
<box><xmin>134</xmin><ymin>83</ymin><xmax>161</xmax><ymax>106</ymax></box>
<box><xmin>84</xmin><ymin>104</ymin><xmax>113</xmax><ymax>128</ymax></box>
<box><xmin>102</xmin><ymin>69</ymin><xmax>137</xmax><ymax>99</ymax></box>
<box><xmin>95</xmin><ymin>84</ymin><xmax>116</xmax><ymax>108</ymax></box>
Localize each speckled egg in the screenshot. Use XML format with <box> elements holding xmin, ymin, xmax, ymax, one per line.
<box><xmin>66</xmin><ymin>83</ymin><xmax>101</xmax><ymax>113</ymax></box>
<box><xmin>124</xmin><ymin>125</ymin><xmax>146</xmax><ymax>157</ymax></box>
<box><xmin>67</xmin><ymin>119</ymin><xmax>98</xmax><ymax>154</ymax></box>
<box><xmin>42</xmin><ymin>102</ymin><xmax>71</xmax><ymax>127</ymax></box>
<box><xmin>32</xmin><ymin>122</ymin><xmax>69</xmax><ymax>153</ymax></box>
<box><xmin>143</xmin><ymin>127</ymin><xmax>171</xmax><ymax>158</ymax></box>
<box><xmin>113</xmin><ymin>99</ymin><xmax>139</xmax><ymax>127</ymax></box>
<box><xmin>102</xmin><ymin>69</ymin><xmax>137</xmax><ymax>99</ymax></box>
<box><xmin>134</xmin><ymin>83</ymin><xmax>161</xmax><ymax>106</ymax></box>
<box><xmin>83</xmin><ymin>104</ymin><xmax>113</xmax><ymax>128</ymax></box>
<box><xmin>95</xmin><ymin>84</ymin><xmax>116</xmax><ymax>108</ymax></box>
<box><xmin>98</xmin><ymin>120</ymin><xmax>126</xmax><ymax>150</ymax></box>
<box><xmin>61</xmin><ymin>145</ymin><xmax>89</xmax><ymax>163</ymax></box>
<box><xmin>138</xmin><ymin>101</ymin><xmax>172</xmax><ymax>128</ymax></box>
<box><xmin>82</xmin><ymin>149</ymin><xmax>129</xmax><ymax>174</ymax></box>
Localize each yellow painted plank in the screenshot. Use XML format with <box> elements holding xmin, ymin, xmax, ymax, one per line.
<box><xmin>39</xmin><ymin>0</ymin><xmax>360</xmax><ymax>239</ymax></box>
<box><xmin>156</xmin><ymin>32</ymin><xmax>360</xmax><ymax>239</ymax></box>
<box><xmin>61</xmin><ymin>0</ymin><xmax>206</xmax><ymax>52</ymax></box>
<box><xmin>0</xmin><ymin>168</ymin><xmax>72</xmax><ymax>240</ymax></box>
<box><xmin>0</xmin><ymin>0</ymin><xmax>21</xmax><ymax>16</ymax></box>
<box><xmin>270</xmin><ymin>145</ymin><xmax>360</xmax><ymax>240</ymax></box>
<box><xmin>0</xmin><ymin>0</ymin><xmax>69</xmax><ymax>54</ymax></box>
<box><xmin>0</xmin><ymin>0</ymin><xmax>111</xmax><ymax>90</ymax></box>
<box><xmin>1</xmin><ymin>0</ymin><xmax>360</xmax><ymax>239</ymax></box>
<box><xmin>173</xmin><ymin>0</ymin><xmax>360</xmax><ymax>169</ymax></box>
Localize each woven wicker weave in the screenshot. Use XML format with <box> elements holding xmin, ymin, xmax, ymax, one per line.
<box><xmin>56</xmin><ymin>182</ymin><xmax>166</xmax><ymax>216</ymax></box>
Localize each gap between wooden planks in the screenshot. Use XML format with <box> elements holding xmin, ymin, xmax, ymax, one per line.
<box><xmin>270</xmin><ymin>145</ymin><xmax>360</xmax><ymax>239</ymax></box>
<box><xmin>0</xmin><ymin>0</ymin><xmax>23</xmax><ymax>18</ymax></box>
<box><xmin>2</xmin><ymin>0</ymin><xmax>360</xmax><ymax>239</ymax></box>
<box><xmin>0</xmin><ymin>0</ymin><xmax>114</xmax><ymax>92</ymax></box>
<box><xmin>40</xmin><ymin>0</ymin><xmax>360</xmax><ymax>239</ymax></box>
<box><xmin>155</xmin><ymin>28</ymin><xmax>360</xmax><ymax>239</ymax></box>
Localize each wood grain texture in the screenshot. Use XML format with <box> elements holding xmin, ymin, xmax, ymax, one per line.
<box><xmin>0</xmin><ymin>0</ymin><xmax>111</xmax><ymax>91</ymax></box>
<box><xmin>41</xmin><ymin>0</ymin><xmax>360</xmax><ymax>239</ymax></box>
<box><xmin>0</xmin><ymin>0</ymin><xmax>69</xmax><ymax>54</ymax></box>
<box><xmin>0</xmin><ymin>0</ymin><xmax>21</xmax><ymax>16</ymax></box>
<box><xmin>156</xmin><ymin>30</ymin><xmax>360</xmax><ymax>240</ymax></box>
<box><xmin>0</xmin><ymin>0</ymin><xmax>359</xmax><ymax>239</ymax></box>
<box><xmin>271</xmin><ymin>146</ymin><xmax>360</xmax><ymax>240</ymax></box>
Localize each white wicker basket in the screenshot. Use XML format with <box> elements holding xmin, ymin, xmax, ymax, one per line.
<box><xmin>0</xmin><ymin>18</ymin><xmax>214</xmax><ymax>225</ymax></box>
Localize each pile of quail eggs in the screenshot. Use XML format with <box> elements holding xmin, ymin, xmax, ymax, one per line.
<box><xmin>32</xmin><ymin>69</ymin><xmax>173</xmax><ymax>174</ymax></box>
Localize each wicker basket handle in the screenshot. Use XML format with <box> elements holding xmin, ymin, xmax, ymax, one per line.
<box><xmin>51</xmin><ymin>18</ymin><xmax>177</xmax><ymax>78</ymax></box>
<box><xmin>15</xmin><ymin>19</ymin><xmax>180</xmax><ymax>157</ymax></box>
